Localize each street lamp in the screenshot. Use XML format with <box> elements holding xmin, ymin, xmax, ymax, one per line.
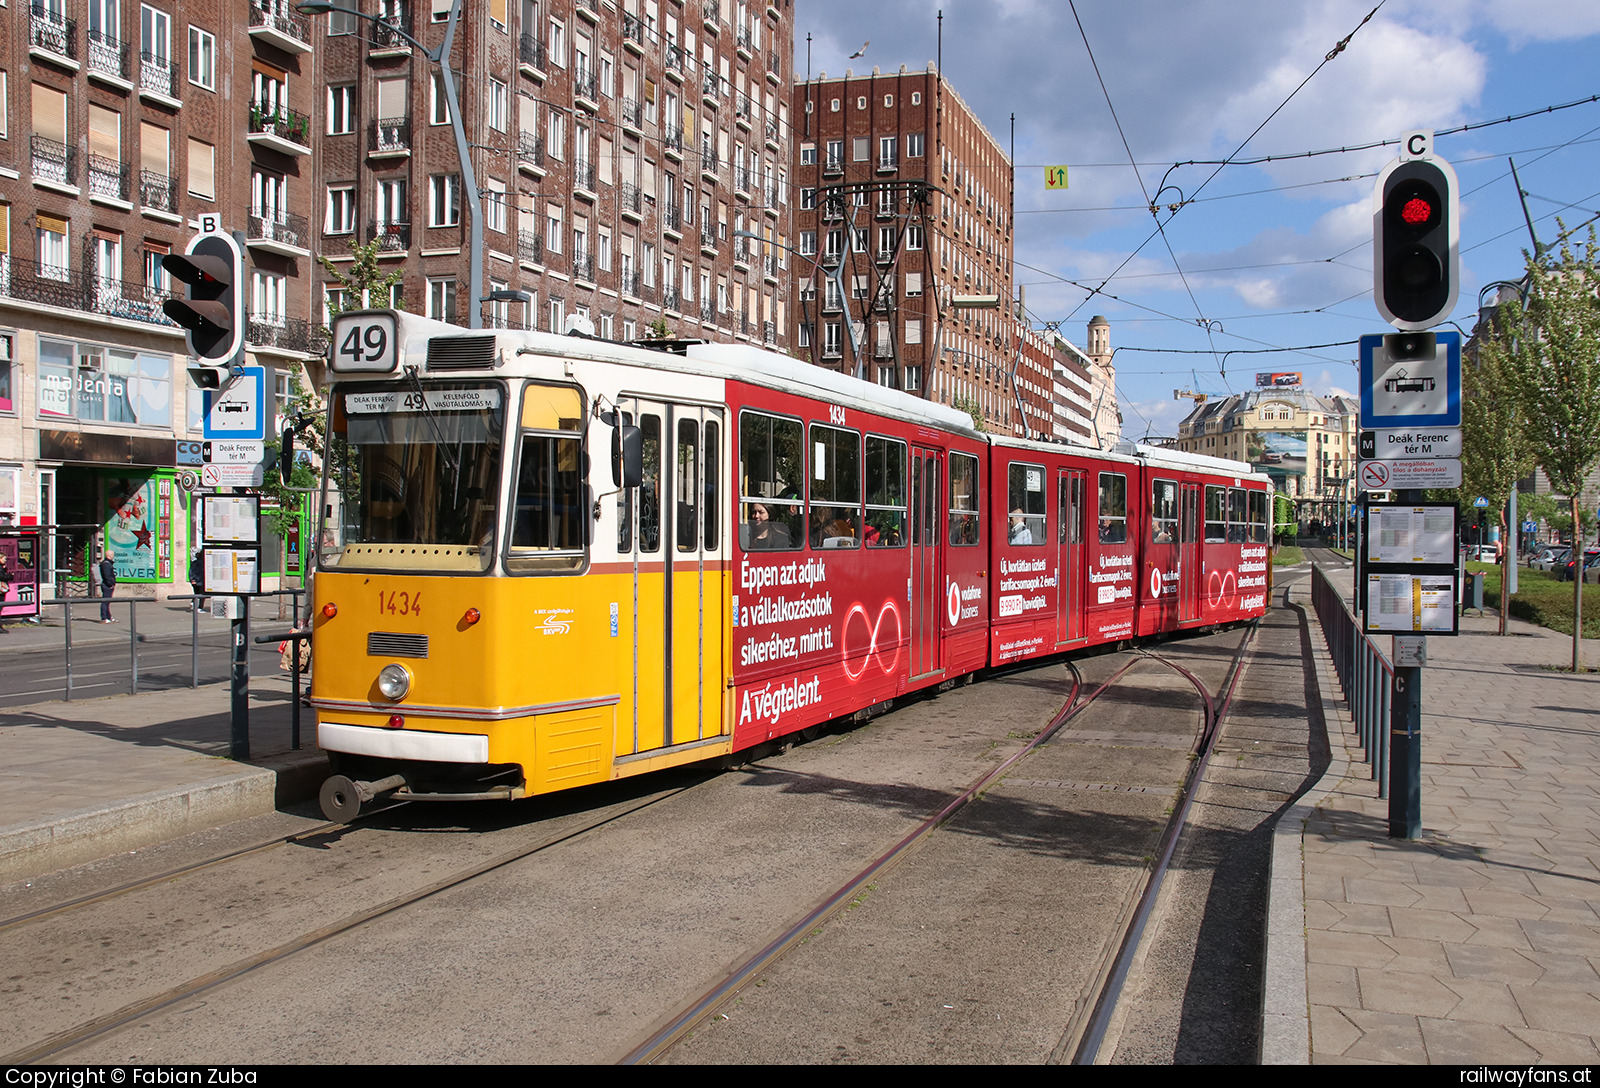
<box><xmin>296</xmin><ymin>1</ymin><xmax>483</xmax><ymax>329</ymax></box>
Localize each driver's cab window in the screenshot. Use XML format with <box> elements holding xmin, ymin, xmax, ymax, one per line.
<box><xmin>508</xmin><ymin>383</ymin><xmax>586</xmax><ymax>572</ymax></box>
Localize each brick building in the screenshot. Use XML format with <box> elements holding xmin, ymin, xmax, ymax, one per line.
<box><xmin>309</xmin><ymin>0</ymin><xmax>796</xmax><ymax>347</ymax></box>
<box><xmin>791</xmin><ymin>64</ymin><xmax>1044</xmax><ymax>435</ymax></box>
<box><xmin>1</xmin><ymin>0</ymin><xmax>322</xmax><ymax>596</ymax></box>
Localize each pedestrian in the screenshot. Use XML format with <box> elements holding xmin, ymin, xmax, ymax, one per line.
<box><xmin>0</xmin><ymin>554</ymin><xmax>11</xmax><ymax>634</ymax></box>
<box><xmin>98</xmin><ymin>550</ymin><xmax>117</xmax><ymax>623</ymax></box>
<box><xmin>189</xmin><ymin>549</ymin><xmax>206</xmax><ymax>607</ymax></box>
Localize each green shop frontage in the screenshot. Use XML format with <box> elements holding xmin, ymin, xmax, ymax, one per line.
<box><xmin>41</xmin><ymin>431</ymin><xmax>311</xmax><ymax>598</ymax></box>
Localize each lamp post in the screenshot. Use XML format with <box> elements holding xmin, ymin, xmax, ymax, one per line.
<box><xmin>296</xmin><ymin>0</ymin><xmax>483</xmax><ymax>329</ymax></box>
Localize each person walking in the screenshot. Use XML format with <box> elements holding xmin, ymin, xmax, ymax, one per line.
<box><xmin>98</xmin><ymin>551</ymin><xmax>117</xmax><ymax>623</ymax></box>
<box><xmin>0</xmin><ymin>554</ymin><xmax>11</xmax><ymax>634</ymax></box>
<box><xmin>189</xmin><ymin>549</ymin><xmax>206</xmax><ymax>608</ymax></box>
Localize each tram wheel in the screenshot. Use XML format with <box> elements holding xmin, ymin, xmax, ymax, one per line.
<box><xmin>798</xmin><ymin>725</ymin><xmax>821</xmax><ymax>742</ymax></box>
<box><xmin>320</xmin><ymin>775</ymin><xmax>363</xmax><ymax>822</ymax></box>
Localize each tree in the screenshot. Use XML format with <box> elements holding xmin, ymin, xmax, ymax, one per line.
<box><xmin>951</xmin><ymin>395</ymin><xmax>986</xmax><ymax>433</ymax></box>
<box><xmin>1492</xmin><ymin>225</ymin><xmax>1600</xmax><ymax>669</ymax></box>
<box><xmin>317</xmin><ymin>239</ymin><xmax>405</xmax><ymax>321</ymax></box>
<box><xmin>1462</xmin><ymin>329</ymin><xmax>1535</xmax><ymax>633</ymax></box>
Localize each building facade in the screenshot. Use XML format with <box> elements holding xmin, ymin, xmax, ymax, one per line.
<box><xmin>791</xmin><ymin>65</ymin><xmax>1040</xmax><ymax>434</ymax></box>
<box><xmin>1173</xmin><ymin>384</ymin><xmax>1356</xmax><ymax>509</ymax></box>
<box><xmin>310</xmin><ymin>0</ymin><xmax>796</xmax><ymax>346</ymax></box>
<box><xmin>2</xmin><ymin>0</ymin><xmax>323</xmax><ymax>597</ymax></box>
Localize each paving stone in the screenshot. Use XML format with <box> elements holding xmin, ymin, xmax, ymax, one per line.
<box><xmin>1353</xmin><ymin>968</ymin><xmax>1461</xmax><ymax>1018</ymax></box>
<box><xmin>1307</xmin><ymin>962</ymin><xmax>1360</xmax><ymax>1008</ymax></box>
<box><xmin>1417</xmin><ymin>1018</ymin><xmax>1540</xmax><ymax>1064</ymax></box>
<box><xmin>1339</xmin><ymin>1007</ymin><xmax>1426</xmax><ymax>1063</ymax></box>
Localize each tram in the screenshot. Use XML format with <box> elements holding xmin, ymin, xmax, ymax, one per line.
<box><xmin>307</xmin><ymin>310</ymin><xmax>1271</xmax><ymax>819</ymax></box>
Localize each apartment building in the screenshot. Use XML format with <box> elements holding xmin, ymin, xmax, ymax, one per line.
<box><xmin>1174</xmin><ymin>384</ymin><xmax>1356</xmax><ymax>502</ymax></box>
<box><xmin>790</xmin><ymin>64</ymin><xmax>1045</xmax><ymax>435</ymax></box>
<box><xmin>309</xmin><ymin>0</ymin><xmax>795</xmax><ymax>346</ymax></box>
<box><xmin>2</xmin><ymin>0</ymin><xmax>322</xmax><ymax>596</ymax></box>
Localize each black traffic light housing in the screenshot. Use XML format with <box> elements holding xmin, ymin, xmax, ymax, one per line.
<box><xmin>1374</xmin><ymin>157</ymin><xmax>1459</xmax><ymax>330</ymax></box>
<box><xmin>163</xmin><ymin>233</ymin><xmax>245</xmax><ymax>368</ymax></box>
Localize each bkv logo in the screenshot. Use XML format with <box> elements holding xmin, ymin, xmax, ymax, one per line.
<box><xmin>533</xmin><ymin>608</ymin><xmax>574</xmax><ymax>635</ymax></box>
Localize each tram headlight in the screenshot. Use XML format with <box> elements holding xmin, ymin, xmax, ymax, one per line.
<box><xmin>377</xmin><ymin>663</ymin><xmax>412</xmax><ymax>701</ymax></box>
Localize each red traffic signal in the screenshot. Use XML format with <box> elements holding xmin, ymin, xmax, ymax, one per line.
<box><xmin>1374</xmin><ymin>158</ymin><xmax>1459</xmax><ymax>331</ymax></box>
<box><xmin>163</xmin><ymin>233</ymin><xmax>244</xmax><ymax>362</ymax></box>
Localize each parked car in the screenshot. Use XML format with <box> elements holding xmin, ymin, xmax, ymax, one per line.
<box><xmin>1560</xmin><ymin>548</ymin><xmax>1600</xmax><ymax>582</ymax></box>
<box><xmin>1531</xmin><ymin>546</ymin><xmax>1571</xmax><ymax>573</ymax></box>
<box><xmin>1467</xmin><ymin>544</ymin><xmax>1501</xmax><ymax>562</ymax></box>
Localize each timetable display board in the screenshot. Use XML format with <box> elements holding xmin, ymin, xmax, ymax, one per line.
<box><xmin>202</xmin><ymin>495</ymin><xmax>261</xmax><ymax>544</ymax></box>
<box><xmin>1359</xmin><ymin>500</ymin><xmax>1459</xmax><ymax>636</ymax></box>
<box><xmin>203</xmin><ymin>548</ymin><xmax>260</xmax><ymax>594</ymax></box>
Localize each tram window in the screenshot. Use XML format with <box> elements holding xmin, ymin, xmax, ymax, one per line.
<box><xmin>1205</xmin><ymin>485</ymin><xmax>1227</xmax><ymax>543</ymax></box>
<box><xmin>676</xmin><ymin>418</ymin><xmax>699</xmax><ymax>552</ymax></box>
<box><xmin>1248</xmin><ymin>489</ymin><xmax>1269</xmax><ymax>543</ymax></box>
<box><xmin>616</xmin><ymin>411</ymin><xmax>633</xmax><ymax>552</ymax></box>
<box><xmin>1007</xmin><ymin>463</ymin><xmax>1046</xmax><ymax>545</ymax></box>
<box><xmin>1151</xmin><ymin>479</ymin><xmax>1178</xmax><ymax>544</ymax></box>
<box><xmin>1061</xmin><ymin>474</ymin><xmax>1084</xmax><ymax>545</ymax></box>
<box><xmin>1228</xmin><ymin>488</ymin><xmax>1248</xmax><ymax>543</ymax></box>
<box><xmin>703</xmin><ymin>420</ymin><xmax>720</xmax><ymax>550</ymax></box>
<box><xmin>864</xmin><ymin>435</ymin><xmax>906</xmax><ymax>548</ymax></box>
<box><xmin>640</xmin><ymin>415</ymin><xmax>662</xmax><ymax>553</ymax></box>
<box><xmin>739</xmin><ymin>410</ymin><xmax>802</xmax><ymax>550</ymax></box>
<box><xmin>508</xmin><ymin>433</ymin><xmax>585</xmax><ymax>571</ymax></box>
<box><xmin>809</xmin><ymin>422</ymin><xmax>861</xmax><ymax>548</ymax></box>
<box><xmin>948</xmin><ymin>451</ymin><xmax>980</xmax><ymax>546</ymax></box>
<box><xmin>1097</xmin><ymin>472</ymin><xmax>1127</xmax><ymax>545</ymax></box>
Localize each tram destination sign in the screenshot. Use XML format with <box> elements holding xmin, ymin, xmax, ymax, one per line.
<box><xmin>1358</xmin><ymin>427</ymin><xmax>1461</xmax><ymax>460</ymax></box>
<box><xmin>345</xmin><ymin>388</ymin><xmax>503</xmax><ymax>414</ymax></box>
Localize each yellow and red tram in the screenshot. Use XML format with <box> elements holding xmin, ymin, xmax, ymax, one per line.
<box><xmin>309</xmin><ymin>311</ymin><xmax>1270</xmax><ymax>819</ymax></box>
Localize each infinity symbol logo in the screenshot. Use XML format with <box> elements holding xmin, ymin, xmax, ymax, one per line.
<box><xmin>842</xmin><ymin>601</ymin><xmax>902</xmax><ymax>681</ymax></box>
<box><xmin>1207</xmin><ymin>569</ymin><xmax>1237</xmax><ymax>608</ymax></box>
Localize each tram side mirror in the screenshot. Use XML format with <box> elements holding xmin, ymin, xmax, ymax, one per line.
<box><xmin>279</xmin><ymin>425</ymin><xmax>295</xmax><ymax>486</ymax></box>
<box><xmin>613</xmin><ymin>424</ymin><xmax>643</xmax><ymax>489</ymax></box>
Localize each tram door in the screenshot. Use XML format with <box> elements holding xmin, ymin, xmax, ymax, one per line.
<box><xmin>909</xmin><ymin>446</ymin><xmax>943</xmax><ymax>678</ymax></box>
<box><xmin>1179</xmin><ymin>483</ymin><xmax>1201</xmax><ymax>623</ymax></box>
<box><xmin>1056</xmin><ymin>469</ymin><xmax>1085</xmax><ymax>645</ymax></box>
<box><xmin>624</xmin><ymin>399</ymin><xmax>727</xmax><ymax>755</ymax></box>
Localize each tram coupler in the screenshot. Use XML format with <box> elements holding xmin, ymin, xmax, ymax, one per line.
<box><xmin>319</xmin><ymin>773</ymin><xmax>407</xmax><ymax>822</ymax></box>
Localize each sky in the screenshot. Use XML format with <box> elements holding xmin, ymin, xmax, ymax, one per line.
<box><xmin>790</xmin><ymin>0</ymin><xmax>1600</xmax><ymax>440</ymax></box>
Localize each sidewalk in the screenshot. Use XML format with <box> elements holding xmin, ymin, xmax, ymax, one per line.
<box><xmin>0</xmin><ymin>597</ymin><xmax>326</xmax><ymax>885</ymax></box>
<box><xmin>1268</xmin><ymin>563</ymin><xmax>1600</xmax><ymax>1063</ymax></box>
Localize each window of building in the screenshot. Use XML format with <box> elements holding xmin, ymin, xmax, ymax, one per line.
<box><xmin>907</xmin><ymin>132</ymin><xmax>925</xmax><ymax>158</ymax></box>
<box><xmin>327</xmin><ymin>85</ymin><xmax>355</xmax><ymax>135</ymax></box>
<box><xmin>430</xmin><ymin>72</ymin><xmax>450</xmax><ymax>125</ymax></box>
<box><xmin>428</xmin><ymin>173</ymin><xmax>460</xmax><ymax>226</ymax></box>
<box><xmin>830</xmin><ymin>98</ymin><xmax>839</xmax><ymax>112</ymax></box>
<box><xmin>37</xmin><ymin>215</ymin><xmax>69</xmax><ymax>281</ymax></box>
<box><xmin>431</xmin><ymin>0</ymin><xmax>451</xmax><ymax>21</ymax></box>
<box><xmin>906</xmin><ymin>224</ymin><xmax>924</xmax><ymax>250</ymax></box>
<box><xmin>546</xmin><ymin>203</ymin><xmax>563</xmax><ymax>254</ymax></box>
<box><xmin>488</xmin><ymin>78</ymin><xmax>507</xmax><ymax>132</ymax></box>
<box><xmin>911</xmin><ymin>91</ymin><xmax>922</xmax><ymax>105</ymax></box>
<box><xmin>187</xmin><ymin>26</ymin><xmax>214</xmax><ymax>91</ymax></box>
<box><xmin>485</xmin><ymin>177</ymin><xmax>506</xmax><ymax>232</ymax></box>
<box><xmin>800</xmin><ymin>143</ymin><xmax>815</xmax><ymax>165</ymax></box>
<box><xmin>427</xmin><ymin>277</ymin><xmax>457</xmax><ymax>321</ymax></box>
<box><xmin>548</xmin><ymin>17</ymin><xmax>565</xmax><ymax>66</ymax></box>
<box><xmin>852</xmin><ymin>136</ymin><xmax>868</xmax><ymax>161</ymax></box>
<box><xmin>252</xmin><ymin>271</ymin><xmax>287</xmax><ymax>325</ymax></box>
<box><xmin>326</xmin><ymin>184</ymin><xmax>356</xmax><ymax>234</ymax></box>
<box><xmin>856</xmin><ymin>96</ymin><xmax>866</xmax><ymax>110</ymax></box>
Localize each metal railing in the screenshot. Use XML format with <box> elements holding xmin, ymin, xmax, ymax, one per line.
<box><xmin>87</xmin><ymin>28</ymin><xmax>128</xmax><ymax>80</ymax></box>
<box><xmin>1310</xmin><ymin>562</ymin><xmax>1391</xmax><ymax>796</ymax></box>
<box><xmin>370</xmin><ymin>117</ymin><xmax>411</xmax><ymax>153</ymax></box>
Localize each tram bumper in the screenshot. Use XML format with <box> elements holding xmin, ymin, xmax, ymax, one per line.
<box><xmin>316</xmin><ymin>721</ymin><xmax>529</xmax><ymax>819</ymax></box>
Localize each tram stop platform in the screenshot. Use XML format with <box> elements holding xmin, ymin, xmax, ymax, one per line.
<box><xmin>0</xmin><ymin>602</ymin><xmax>327</xmax><ymax>885</ymax></box>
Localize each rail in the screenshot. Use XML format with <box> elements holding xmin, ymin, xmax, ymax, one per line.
<box><xmin>1310</xmin><ymin>562</ymin><xmax>1391</xmax><ymax>797</ymax></box>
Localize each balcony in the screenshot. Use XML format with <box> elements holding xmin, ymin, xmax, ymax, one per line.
<box><xmin>573</xmin><ymin>254</ymin><xmax>595</xmax><ymax>283</ymax></box>
<box><xmin>29</xmin><ymin>7</ymin><xmax>79</xmax><ymax>70</ymax></box>
<box><xmin>702</xmin><ymin>72</ymin><xmax>718</xmax><ymax>101</ymax></box>
<box><xmin>31</xmin><ymin>136</ymin><xmax>78</xmax><ymax>192</ymax></box>
<box><xmin>370</xmin><ymin>15</ymin><xmax>413</xmax><ymax>57</ymax></box>
<box><xmin>823</xmin><ymin>156</ymin><xmax>844</xmax><ymax>177</ymax></box>
<box><xmin>620</xmin><ymin>271</ymin><xmax>639</xmax><ymax>298</ymax></box>
<box><xmin>878</xmin><ymin>154</ymin><xmax>899</xmax><ymax>174</ymax></box>
<box><xmin>701</xmin><ymin>148</ymin><xmax>720</xmax><ymax>182</ymax></box>
<box><xmin>138</xmin><ymin>168</ymin><xmax>177</xmax><ymax>215</ymax></box>
<box><xmin>248</xmin><ymin>103</ymin><xmax>312</xmax><ymax>156</ymax></box>
<box><xmin>764</xmin><ymin>255</ymin><xmax>778</xmax><ymax>282</ymax></box>
<box><xmin>663</xmin><ymin>125</ymin><xmax>684</xmax><ymax>160</ymax></box>
<box><xmin>369</xmin><ymin>117</ymin><xmax>412</xmax><ymax>158</ymax></box>
<box><xmin>765</xmin><ymin>120</ymin><xmax>780</xmax><ymax>150</ymax></box>
<box><xmin>516</xmin><ymin>132</ymin><xmax>546</xmax><ymax>176</ymax></box>
<box><xmin>736</xmin><ymin>168</ymin><xmax>753</xmax><ymax>197</ymax></box>
<box><xmin>573</xmin><ymin>69</ymin><xmax>598</xmax><ymax>111</ymax></box>
<box><xmin>662</xmin><ymin>203</ymin><xmax>682</xmax><ymax>238</ymax></box>
<box><xmin>700</xmin><ymin>301</ymin><xmax>715</xmax><ymax>324</ymax></box>
<box><xmin>735</xmin><ymin>94</ymin><xmax>752</xmax><ymax>129</ymax></box>
<box><xmin>664</xmin><ymin>45</ymin><xmax>685</xmax><ymax>81</ymax></box>
<box><xmin>768</xmin><ymin>52</ymin><xmax>782</xmax><ymax>84</ymax></box>
<box><xmin>139</xmin><ymin>51</ymin><xmax>181</xmax><ymax>108</ymax></box>
<box><xmin>736</xmin><ymin>27</ymin><xmax>753</xmax><ymax>58</ymax></box>
<box><xmin>517</xmin><ymin>229</ymin><xmax>543</xmax><ymax>267</ymax></box>
<box><xmin>247</xmin><ymin>207</ymin><xmax>310</xmax><ymax>257</ymax></box>
<box><xmin>662</xmin><ymin>287</ymin><xmax>681</xmax><ymax>312</ymax></box>
<box><xmin>701</xmin><ymin>224</ymin><xmax>718</xmax><ymax>255</ymax></box>
<box><xmin>733</xmin><ymin>239</ymin><xmax>750</xmax><ymax>268</ymax></box>
<box><xmin>86</xmin><ymin>30</ymin><xmax>131</xmax><ymax>89</ymax></box>
<box><xmin>573</xmin><ymin>159</ymin><xmax>597</xmax><ymax>199</ymax></box>
<box><xmin>87</xmin><ymin>155</ymin><xmax>130</xmax><ymax>206</ymax></box>
<box><xmin>620</xmin><ymin>97</ymin><xmax>643</xmax><ymax>136</ymax></box>
<box><xmin>621</xmin><ymin>13</ymin><xmax>645</xmax><ymax>54</ymax></box>
<box><xmin>0</xmin><ymin>256</ymin><xmax>176</xmax><ymax>328</ymax></box>
<box><xmin>702</xmin><ymin>1</ymin><xmax>721</xmax><ymax>31</ymax></box>
<box><xmin>764</xmin><ymin>321</ymin><xmax>776</xmax><ymax>344</ymax></box>
<box><xmin>619</xmin><ymin>183</ymin><xmax>643</xmax><ymax>223</ymax></box>
<box><xmin>247</xmin><ymin>316</ymin><xmax>325</xmax><ymax>355</ymax></box>
<box><xmin>518</xmin><ymin>33</ymin><xmax>546</xmax><ymax>78</ymax></box>
<box><xmin>574</xmin><ymin>0</ymin><xmax>599</xmax><ymax>23</ymax></box>
<box><xmin>248</xmin><ymin>0</ymin><xmax>312</xmax><ymax>54</ymax></box>
<box><xmin>369</xmin><ymin>220</ymin><xmax>411</xmax><ymax>254</ymax></box>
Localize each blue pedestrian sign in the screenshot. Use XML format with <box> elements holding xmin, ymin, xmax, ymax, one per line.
<box><xmin>1473</xmin><ymin>496</ymin><xmax>1489</xmax><ymax>508</ymax></box>
<box><xmin>1359</xmin><ymin>330</ymin><xmax>1461</xmax><ymax>429</ymax></box>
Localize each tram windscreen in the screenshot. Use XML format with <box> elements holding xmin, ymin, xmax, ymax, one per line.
<box><xmin>320</xmin><ymin>383</ymin><xmax>505</xmax><ymax>572</ymax></box>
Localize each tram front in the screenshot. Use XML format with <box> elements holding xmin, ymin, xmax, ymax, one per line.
<box><xmin>309</xmin><ymin>316</ymin><xmax>606</xmax><ymax>820</ymax></box>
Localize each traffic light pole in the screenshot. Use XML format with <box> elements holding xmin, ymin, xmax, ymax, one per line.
<box><xmin>1387</xmin><ymin>489</ymin><xmax>1423</xmax><ymax>840</ymax></box>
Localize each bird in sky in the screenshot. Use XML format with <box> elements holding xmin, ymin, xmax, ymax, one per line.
<box><xmin>849</xmin><ymin>41</ymin><xmax>869</xmax><ymax>58</ymax></box>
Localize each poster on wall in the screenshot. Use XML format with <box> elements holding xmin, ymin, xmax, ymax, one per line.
<box><xmin>105</xmin><ymin>476</ymin><xmax>159</xmax><ymax>582</ymax></box>
<box><xmin>1247</xmin><ymin>430</ymin><xmax>1309</xmax><ymax>486</ymax></box>
<box><xmin>0</xmin><ymin>532</ymin><xmax>41</xmax><ymax>619</ymax></box>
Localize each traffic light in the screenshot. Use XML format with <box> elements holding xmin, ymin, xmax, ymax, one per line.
<box><xmin>163</xmin><ymin>232</ymin><xmax>244</xmax><ymax>377</ymax></box>
<box><xmin>1374</xmin><ymin>157</ymin><xmax>1458</xmax><ymax>330</ymax></box>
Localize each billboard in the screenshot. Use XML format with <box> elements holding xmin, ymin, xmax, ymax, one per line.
<box><xmin>1247</xmin><ymin>430</ymin><xmax>1309</xmax><ymax>489</ymax></box>
<box><xmin>1256</xmin><ymin>372</ymin><xmax>1302</xmax><ymax>387</ymax></box>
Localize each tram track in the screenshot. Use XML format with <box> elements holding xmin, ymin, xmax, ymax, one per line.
<box><xmin>627</xmin><ymin>623</ymin><xmax>1258</xmax><ymax>1065</ymax></box>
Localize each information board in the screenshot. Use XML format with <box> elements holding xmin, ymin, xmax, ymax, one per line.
<box><xmin>202</xmin><ymin>495</ymin><xmax>261</xmax><ymax>544</ymax></box>
<box><xmin>203</xmin><ymin>548</ymin><xmax>260</xmax><ymax>594</ymax></box>
<box><xmin>1367</xmin><ymin>505</ymin><xmax>1457</xmax><ymax>564</ymax></box>
<box><xmin>1365</xmin><ymin>573</ymin><xmax>1458</xmax><ymax>634</ymax></box>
